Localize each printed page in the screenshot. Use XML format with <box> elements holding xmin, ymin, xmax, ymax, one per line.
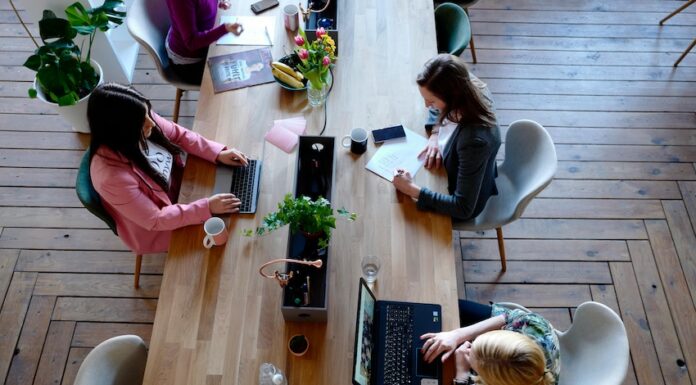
<box><xmin>365</xmin><ymin>127</ymin><xmax>427</xmax><ymax>182</ymax></box>
<box><xmin>217</xmin><ymin>16</ymin><xmax>275</xmax><ymax>46</ymax></box>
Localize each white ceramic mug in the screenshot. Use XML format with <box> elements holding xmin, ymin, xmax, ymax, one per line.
<box><xmin>283</xmin><ymin>4</ymin><xmax>299</xmax><ymax>32</ymax></box>
<box><xmin>203</xmin><ymin>217</ymin><xmax>228</xmax><ymax>249</ymax></box>
<box><xmin>341</xmin><ymin>128</ymin><xmax>368</xmax><ymax>154</ymax></box>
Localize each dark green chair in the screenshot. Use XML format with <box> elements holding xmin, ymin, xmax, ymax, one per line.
<box><xmin>76</xmin><ymin>148</ymin><xmax>143</xmax><ymax>288</ymax></box>
<box><xmin>435</xmin><ymin>2</ymin><xmax>473</xmax><ymax>59</ymax></box>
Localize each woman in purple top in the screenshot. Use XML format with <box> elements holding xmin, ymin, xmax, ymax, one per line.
<box><xmin>165</xmin><ymin>0</ymin><xmax>243</xmax><ymax>84</ymax></box>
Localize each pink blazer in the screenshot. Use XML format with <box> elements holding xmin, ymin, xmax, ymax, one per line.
<box><xmin>90</xmin><ymin>112</ymin><xmax>225</xmax><ymax>254</ymax></box>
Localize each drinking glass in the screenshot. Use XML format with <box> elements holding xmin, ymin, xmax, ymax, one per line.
<box><xmin>361</xmin><ymin>255</ymin><xmax>381</xmax><ymax>283</ymax></box>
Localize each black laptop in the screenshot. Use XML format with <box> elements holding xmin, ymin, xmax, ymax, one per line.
<box><xmin>352</xmin><ymin>278</ymin><xmax>442</xmax><ymax>385</ymax></box>
<box><xmin>212</xmin><ymin>159</ymin><xmax>262</xmax><ymax>214</ymax></box>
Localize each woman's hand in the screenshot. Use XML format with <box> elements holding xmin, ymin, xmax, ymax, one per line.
<box><xmin>208</xmin><ymin>193</ymin><xmax>241</xmax><ymax>214</ymax></box>
<box><xmin>454</xmin><ymin>341</ymin><xmax>473</xmax><ymax>380</ymax></box>
<box><xmin>225</xmin><ymin>22</ymin><xmax>244</xmax><ymax>35</ymax></box>
<box><xmin>418</xmin><ymin>133</ymin><xmax>442</xmax><ymax>170</ymax></box>
<box><xmin>218</xmin><ymin>0</ymin><xmax>231</xmax><ymax>10</ymax></box>
<box><xmin>392</xmin><ymin>169</ymin><xmax>421</xmax><ymax>199</ymax></box>
<box><xmin>420</xmin><ymin>330</ymin><xmax>461</xmax><ymax>363</ymax></box>
<box><xmin>217</xmin><ymin>148</ymin><xmax>249</xmax><ymax>167</ymax></box>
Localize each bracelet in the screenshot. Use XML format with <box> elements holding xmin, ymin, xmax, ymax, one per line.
<box><xmin>453</xmin><ymin>373</ymin><xmax>474</xmax><ymax>385</ymax></box>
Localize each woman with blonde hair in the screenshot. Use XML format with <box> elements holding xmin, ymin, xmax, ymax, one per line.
<box><xmin>421</xmin><ymin>301</ymin><xmax>560</xmax><ymax>385</ymax></box>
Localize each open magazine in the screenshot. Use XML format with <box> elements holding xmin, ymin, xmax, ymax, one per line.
<box><xmin>207</xmin><ymin>47</ymin><xmax>274</xmax><ymax>93</ymax></box>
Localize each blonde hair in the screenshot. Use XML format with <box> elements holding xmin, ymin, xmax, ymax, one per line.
<box><xmin>471</xmin><ymin>330</ymin><xmax>553</xmax><ymax>385</ymax></box>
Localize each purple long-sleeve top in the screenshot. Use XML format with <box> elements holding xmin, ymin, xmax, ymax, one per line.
<box><xmin>165</xmin><ymin>0</ymin><xmax>228</xmax><ymax>60</ymax></box>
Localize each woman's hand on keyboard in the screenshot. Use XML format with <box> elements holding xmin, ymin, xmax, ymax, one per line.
<box><xmin>208</xmin><ymin>193</ymin><xmax>241</xmax><ymax>214</ymax></box>
<box><xmin>217</xmin><ymin>148</ymin><xmax>249</xmax><ymax>167</ymax></box>
<box><xmin>420</xmin><ymin>330</ymin><xmax>460</xmax><ymax>363</ymax></box>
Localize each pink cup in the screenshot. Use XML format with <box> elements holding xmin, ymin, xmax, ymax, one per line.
<box><xmin>283</xmin><ymin>4</ymin><xmax>299</xmax><ymax>32</ymax></box>
<box><xmin>203</xmin><ymin>217</ymin><xmax>228</xmax><ymax>248</ymax></box>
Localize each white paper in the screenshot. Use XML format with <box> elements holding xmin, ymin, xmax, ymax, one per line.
<box><xmin>217</xmin><ymin>16</ymin><xmax>275</xmax><ymax>46</ymax></box>
<box><xmin>366</xmin><ymin>127</ymin><xmax>428</xmax><ymax>182</ymax></box>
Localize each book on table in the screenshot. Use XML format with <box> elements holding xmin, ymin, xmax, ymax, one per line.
<box><xmin>207</xmin><ymin>47</ymin><xmax>275</xmax><ymax>93</ymax></box>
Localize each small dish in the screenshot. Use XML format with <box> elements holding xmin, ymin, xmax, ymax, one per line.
<box><xmin>273</xmin><ymin>54</ymin><xmax>307</xmax><ymax>91</ymax></box>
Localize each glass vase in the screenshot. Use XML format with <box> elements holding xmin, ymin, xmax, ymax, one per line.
<box><xmin>306</xmin><ymin>72</ymin><xmax>332</xmax><ymax>107</ymax></box>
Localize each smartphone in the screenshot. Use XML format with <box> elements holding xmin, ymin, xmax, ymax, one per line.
<box><xmin>251</xmin><ymin>0</ymin><xmax>279</xmax><ymax>14</ymax></box>
<box><xmin>372</xmin><ymin>125</ymin><xmax>406</xmax><ymax>144</ymax></box>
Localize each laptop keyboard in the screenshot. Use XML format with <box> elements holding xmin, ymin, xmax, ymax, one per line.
<box><xmin>383</xmin><ymin>304</ymin><xmax>414</xmax><ymax>385</ymax></box>
<box><xmin>229</xmin><ymin>159</ymin><xmax>259</xmax><ymax>213</ymax></box>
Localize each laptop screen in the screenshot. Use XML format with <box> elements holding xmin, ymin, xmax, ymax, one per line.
<box><xmin>352</xmin><ymin>278</ymin><xmax>376</xmax><ymax>385</ymax></box>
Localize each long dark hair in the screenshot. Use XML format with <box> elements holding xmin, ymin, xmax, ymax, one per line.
<box><xmin>416</xmin><ymin>54</ymin><xmax>496</xmax><ymax>127</ymax></box>
<box><xmin>88</xmin><ymin>83</ymin><xmax>182</xmax><ymax>191</ymax></box>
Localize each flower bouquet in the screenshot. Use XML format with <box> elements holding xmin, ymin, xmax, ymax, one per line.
<box><xmin>293</xmin><ymin>28</ymin><xmax>337</xmax><ymax>106</ymax></box>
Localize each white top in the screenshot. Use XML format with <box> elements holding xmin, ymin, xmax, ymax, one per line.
<box><xmin>436</xmin><ymin>118</ymin><xmax>458</xmax><ymax>155</ymax></box>
<box><xmin>142</xmin><ymin>140</ymin><xmax>173</xmax><ymax>184</ymax></box>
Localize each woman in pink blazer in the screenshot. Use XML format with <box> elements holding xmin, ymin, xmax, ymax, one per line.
<box><xmin>88</xmin><ymin>83</ymin><xmax>247</xmax><ymax>254</ymax></box>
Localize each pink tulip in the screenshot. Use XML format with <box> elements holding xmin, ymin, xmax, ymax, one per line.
<box><xmin>298</xmin><ymin>49</ymin><xmax>309</xmax><ymax>60</ymax></box>
<box><xmin>322</xmin><ymin>56</ymin><xmax>331</xmax><ymax>67</ymax></box>
<box><xmin>294</xmin><ymin>35</ymin><xmax>305</xmax><ymax>46</ymax></box>
<box><xmin>316</xmin><ymin>27</ymin><xmax>326</xmax><ymax>39</ymax></box>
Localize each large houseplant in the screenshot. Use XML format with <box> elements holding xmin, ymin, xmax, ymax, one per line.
<box><xmin>245</xmin><ymin>194</ymin><xmax>356</xmax><ymax>249</ymax></box>
<box><xmin>23</xmin><ymin>1</ymin><xmax>125</xmax><ymax>132</ymax></box>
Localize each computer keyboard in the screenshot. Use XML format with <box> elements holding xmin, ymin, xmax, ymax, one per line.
<box><xmin>229</xmin><ymin>159</ymin><xmax>260</xmax><ymax>213</ymax></box>
<box><xmin>383</xmin><ymin>304</ymin><xmax>414</xmax><ymax>385</ymax></box>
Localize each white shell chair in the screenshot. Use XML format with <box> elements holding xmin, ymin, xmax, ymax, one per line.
<box><xmin>496</xmin><ymin>302</ymin><xmax>630</xmax><ymax>385</ymax></box>
<box><xmin>127</xmin><ymin>0</ymin><xmax>200</xmax><ymax>123</ymax></box>
<box><xmin>73</xmin><ymin>335</ymin><xmax>148</xmax><ymax>385</ymax></box>
<box><xmin>453</xmin><ymin>119</ymin><xmax>557</xmax><ymax>272</ymax></box>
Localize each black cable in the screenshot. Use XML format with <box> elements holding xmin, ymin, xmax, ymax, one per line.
<box><xmin>318</xmin><ymin>67</ymin><xmax>334</xmax><ymax>136</ymax></box>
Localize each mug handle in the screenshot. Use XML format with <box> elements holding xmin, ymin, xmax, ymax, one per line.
<box><xmin>203</xmin><ymin>234</ymin><xmax>214</xmax><ymax>249</ymax></box>
<box><xmin>341</xmin><ymin>135</ymin><xmax>352</xmax><ymax>148</ymax></box>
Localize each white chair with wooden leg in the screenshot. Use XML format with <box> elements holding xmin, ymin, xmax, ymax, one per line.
<box><xmin>73</xmin><ymin>335</ymin><xmax>148</xmax><ymax>385</ymax></box>
<box><xmin>127</xmin><ymin>0</ymin><xmax>200</xmax><ymax>123</ymax></box>
<box><xmin>453</xmin><ymin>120</ymin><xmax>557</xmax><ymax>272</ymax></box>
<box><xmin>659</xmin><ymin>0</ymin><xmax>695</xmax><ymax>67</ymax></box>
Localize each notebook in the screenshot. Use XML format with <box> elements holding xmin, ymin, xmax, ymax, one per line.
<box><xmin>352</xmin><ymin>278</ymin><xmax>442</xmax><ymax>385</ymax></box>
<box><xmin>212</xmin><ymin>159</ymin><xmax>262</xmax><ymax>214</ymax></box>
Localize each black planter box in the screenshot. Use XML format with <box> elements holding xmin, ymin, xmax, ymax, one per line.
<box><xmin>281</xmin><ymin>136</ymin><xmax>335</xmax><ymax>322</ymax></box>
<box><xmin>304</xmin><ymin>0</ymin><xmax>339</xmax><ymax>54</ymax></box>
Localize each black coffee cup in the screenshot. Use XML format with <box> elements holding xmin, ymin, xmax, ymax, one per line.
<box><xmin>341</xmin><ymin>128</ymin><xmax>368</xmax><ymax>154</ymax></box>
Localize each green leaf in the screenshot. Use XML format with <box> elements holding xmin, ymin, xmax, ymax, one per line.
<box><xmin>28</xmin><ymin>88</ymin><xmax>37</xmax><ymax>98</ymax></box>
<box><xmin>38</xmin><ymin>17</ymin><xmax>76</xmax><ymax>42</ymax></box>
<box><xmin>23</xmin><ymin>55</ymin><xmax>42</xmax><ymax>71</ymax></box>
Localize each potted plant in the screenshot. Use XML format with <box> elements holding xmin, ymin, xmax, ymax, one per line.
<box><xmin>245</xmin><ymin>194</ymin><xmax>356</xmax><ymax>249</ymax></box>
<box><xmin>23</xmin><ymin>1</ymin><xmax>125</xmax><ymax>133</ymax></box>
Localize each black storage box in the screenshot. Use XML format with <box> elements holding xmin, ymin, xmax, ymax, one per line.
<box><xmin>303</xmin><ymin>0</ymin><xmax>339</xmax><ymax>54</ymax></box>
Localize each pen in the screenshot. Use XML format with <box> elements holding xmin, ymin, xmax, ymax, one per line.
<box><xmin>264</xmin><ymin>25</ymin><xmax>273</xmax><ymax>46</ymax></box>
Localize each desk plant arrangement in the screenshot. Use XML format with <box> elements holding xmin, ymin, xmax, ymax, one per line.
<box><xmin>244</xmin><ymin>194</ymin><xmax>356</xmax><ymax>249</ymax></box>
<box><xmin>23</xmin><ymin>1</ymin><xmax>125</xmax><ymax>131</ymax></box>
<box><xmin>293</xmin><ymin>27</ymin><xmax>336</xmax><ymax>106</ymax></box>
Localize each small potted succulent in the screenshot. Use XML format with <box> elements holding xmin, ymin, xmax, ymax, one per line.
<box><xmin>244</xmin><ymin>194</ymin><xmax>356</xmax><ymax>249</ymax></box>
<box><xmin>23</xmin><ymin>1</ymin><xmax>125</xmax><ymax>132</ymax></box>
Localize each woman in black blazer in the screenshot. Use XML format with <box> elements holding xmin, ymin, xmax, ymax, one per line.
<box><xmin>393</xmin><ymin>54</ymin><xmax>501</xmax><ymax>221</ymax></box>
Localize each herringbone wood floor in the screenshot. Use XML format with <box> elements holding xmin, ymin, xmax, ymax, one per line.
<box><xmin>1</xmin><ymin>1</ymin><xmax>695</xmax><ymax>384</ymax></box>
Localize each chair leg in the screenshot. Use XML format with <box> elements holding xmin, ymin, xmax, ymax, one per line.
<box><xmin>674</xmin><ymin>38</ymin><xmax>696</xmax><ymax>67</ymax></box>
<box><xmin>659</xmin><ymin>0</ymin><xmax>695</xmax><ymax>25</ymax></box>
<box><xmin>134</xmin><ymin>254</ymin><xmax>142</xmax><ymax>289</ymax></box>
<box><xmin>469</xmin><ymin>34</ymin><xmax>477</xmax><ymax>64</ymax></box>
<box><xmin>495</xmin><ymin>227</ymin><xmax>507</xmax><ymax>272</ymax></box>
<box><xmin>173</xmin><ymin>88</ymin><xmax>184</xmax><ymax>124</ymax></box>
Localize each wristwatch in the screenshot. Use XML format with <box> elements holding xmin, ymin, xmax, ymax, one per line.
<box><xmin>453</xmin><ymin>374</ymin><xmax>473</xmax><ymax>385</ymax></box>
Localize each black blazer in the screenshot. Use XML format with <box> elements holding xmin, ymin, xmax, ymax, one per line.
<box><xmin>417</xmin><ymin>122</ymin><xmax>501</xmax><ymax>221</ymax></box>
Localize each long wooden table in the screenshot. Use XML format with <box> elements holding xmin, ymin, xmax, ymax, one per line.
<box><xmin>142</xmin><ymin>1</ymin><xmax>460</xmax><ymax>384</ymax></box>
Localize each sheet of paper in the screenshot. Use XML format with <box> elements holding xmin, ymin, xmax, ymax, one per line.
<box><xmin>365</xmin><ymin>127</ymin><xmax>428</xmax><ymax>182</ymax></box>
<box><xmin>217</xmin><ymin>16</ymin><xmax>275</xmax><ymax>46</ymax></box>
<box><xmin>265</xmin><ymin>117</ymin><xmax>307</xmax><ymax>153</ymax></box>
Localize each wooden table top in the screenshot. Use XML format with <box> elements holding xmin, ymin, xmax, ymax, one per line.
<box><xmin>142</xmin><ymin>1</ymin><xmax>460</xmax><ymax>384</ymax></box>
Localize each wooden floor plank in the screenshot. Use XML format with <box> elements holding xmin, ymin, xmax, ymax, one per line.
<box><xmin>496</xmin><ymin>110</ymin><xmax>696</xmax><ymax>129</ymax></box>
<box><xmin>474</xmin><ymin>36</ymin><xmax>695</xmax><ymax>56</ymax></box>
<box><xmin>465</xmin><ymin>284</ymin><xmax>592</xmax><ymax>307</ymax></box>
<box><xmin>460</xmin><ymin>218</ymin><xmax>647</xmax><ymax>240</ymax></box>
<box><xmin>34</xmin><ymin>273</ymin><xmax>160</xmax><ymax>298</ymax></box>
<box><xmin>460</xmin><ymin>239</ymin><xmax>630</xmax><ymax>261</ymax></box>
<box><xmin>0</xmin><ymin>187</ymin><xmax>80</xmax><ymax>208</ymax></box>
<box><xmin>0</xmin><ymin>272</ymin><xmax>37</xmax><ymax>382</ymax></box>
<box><xmin>0</xmin><ymin>249</ymin><xmax>18</xmax><ymax>308</ymax></box>
<box><xmin>489</xmin><ymin>79</ymin><xmax>696</xmax><ymax>98</ymax></box>
<box><xmin>628</xmin><ymin>241</ymin><xmax>692</xmax><ymax>385</ymax></box>
<box><xmin>463</xmin><ymin>261</ymin><xmax>612</xmax><ymax>284</ymax></box>
<box><xmin>0</xmin><ymin>168</ymin><xmax>78</xmax><ymax>188</ymax></box>
<box><xmin>679</xmin><ymin>181</ymin><xmax>696</xmax><ymax>235</ymax></box>
<box><xmin>552</xmin><ymin>144</ymin><xmax>696</xmax><ymax>162</ymax></box>
<box><xmin>5</xmin><ymin>296</ymin><xmax>55</xmax><ymax>385</ymax></box>
<box><xmin>0</xmin><ymin>132</ymin><xmax>86</xmax><ymax>151</ymax></box>
<box><xmin>538</xmin><ymin>180</ymin><xmax>681</xmax><ymax>200</ymax></box>
<box><xmin>610</xmin><ymin>262</ymin><xmax>665</xmax><ymax>385</ymax></box>
<box><xmin>555</xmin><ymin>161</ymin><xmax>696</xmax><ymax>180</ymax></box>
<box><xmin>497</xmin><ymin>94</ymin><xmax>696</xmax><ymax>113</ymax></box>
<box><xmin>523</xmin><ymin>198</ymin><xmax>665</xmax><ymax>219</ymax></box>
<box><xmin>662</xmin><ymin>200</ymin><xmax>696</xmax><ymax>309</ymax></box>
<box><xmin>0</xmin><ymin>228</ymin><xmax>126</xmax><ymax>251</ymax></box>
<box><xmin>16</xmin><ymin>250</ymin><xmax>165</xmax><ymax>275</ymax></box>
<box><xmin>0</xmin><ymin>149</ymin><xmax>83</xmax><ymax>168</ymax></box>
<box><xmin>33</xmin><ymin>320</ymin><xmax>75</xmax><ymax>385</ymax></box>
<box><xmin>474</xmin><ymin>22</ymin><xmax>696</xmax><ymax>40</ymax></box>
<box><xmin>471</xmin><ymin>0</ymin><xmax>696</xmax><ymax>13</ymax></box>
<box><xmin>0</xmin><ymin>207</ymin><xmax>107</xmax><ymax>228</ymax></box>
<box><xmin>472</xmin><ymin>63</ymin><xmax>696</xmax><ymax>82</ymax></box>
<box><xmin>72</xmin><ymin>322</ymin><xmax>152</xmax><ymax>348</ymax></box>
<box><xmin>0</xmin><ymin>115</ymin><xmax>74</xmax><ymax>132</ymax></box>
<box><xmin>474</xmin><ymin>49</ymin><xmax>696</xmax><ymax>68</ymax></box>
<box><xmin>52</xmin><ymin>298</ymin><xmax>157</xmax><ymax>323</ymax></box>
<box><xmin>60</xmin><ymin>348</ymin><xmax>90</xmax><ymax>385</ymax></box>
<box><xmin>645</xmin><ymin>220</ymin><xmax>696</xmax><ymax>376</ymax></box>
<box><xmin>468</xmin><ymin>9</ymin><xmax>695</xmax><ymax>26</ymax></box>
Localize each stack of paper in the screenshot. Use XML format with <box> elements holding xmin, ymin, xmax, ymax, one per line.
<box><xmin>264</xmin><ymin>117</ymin><xmax>307</xmax><ymax>153</ymax></box>
<box><xmin>217</xmin><ymin>16</ymin><xmax>275</xmax><ymax>46</ymax></box>
<box><xmin>365</xmin><ymin>127</ymin><xmax>428</xmax><ymax>182</ymax></box>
